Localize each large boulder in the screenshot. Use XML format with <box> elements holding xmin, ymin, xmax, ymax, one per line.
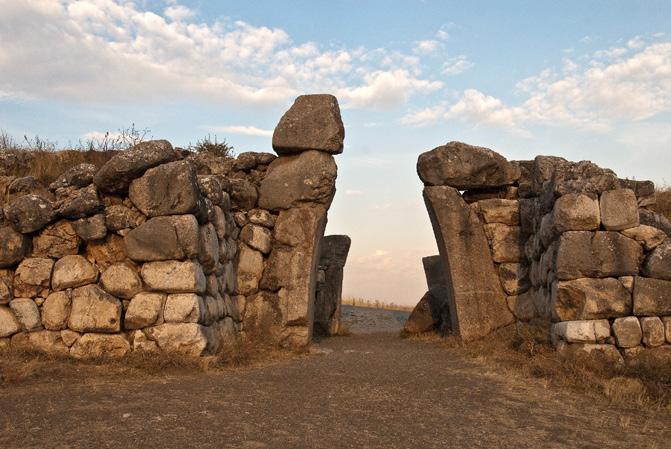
<box><xmin>0</xmin><ymin>225</ymin><xmax>29</xmax><ymax>267</ymax></box>
<box><xmin>258</xmin><ymin>151</ymin><xmax>337</xmax><ymax>210</ymax></box>
<box><xmin>140</xmin><ymin>260</ymin><xmax>206</xmax><ymax>294</ymax></box>
<box><xmin>417</xmin><ymin>142</ymin><xmax>520</xmax><ymax>189</ymax></box>
<box><xmin>68</xmin><ymin>284</ymin><xmax>122</xmax><ymax>333</ymax></box>
<box><xmin>272</xmin><ymin>94</ymin><xmax>345</xmax><ymax>155</ymax></box>
<box><xmin>124</xmin><ymin>215</ymin><xmax>199</xmax><ymax>262</ymax></box>
<box><xmin>555</xmin><ymin>231</ymin><xmax>642</xmax><ymax>280</ymax></box>
<box><xmin>4</xmin><ymin>194</ymin><xmax>56</xmax><ymax>233</ymax></box>
<box><xmin>93</xmin><ymin>140</ymin><xmax>176</xmax><ymax>193</ymax></box>
<box><xmin>128</xmin><ymin>160</ymin><xmax>200</xmax><ymax>217</ymax></box>
<box><xmin>422</xmin><ymin>186</ymin><xmax>514</xmax><ymax>341</ymax></box>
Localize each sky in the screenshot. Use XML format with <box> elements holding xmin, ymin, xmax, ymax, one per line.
<box><xmin>1</xmin><ymin>1</ymin><xmax>671</xmax><ymax>305</ymax></box>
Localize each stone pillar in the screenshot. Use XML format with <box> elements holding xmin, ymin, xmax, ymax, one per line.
<box><xmin>314</xmin><ymin>235</ymin><xmax>351</xmax><ymax>336</ymax></box>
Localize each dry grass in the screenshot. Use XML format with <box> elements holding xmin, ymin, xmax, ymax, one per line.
<box><xmin>343</xmin><ymin>296</ymin><xmax>414</xmax><ymax>312</ymax></box>
<box><xmin>409</xmin><ymin>322</ymin><xmax>671</xmax><ymax>410</ymax></box>
<box><xmin>653</xmin><ymin>187</ymin><xmax>671</xmax><ymax>221</ymax></box>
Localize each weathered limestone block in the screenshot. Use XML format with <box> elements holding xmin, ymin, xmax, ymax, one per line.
<box><xmin>506</xmin><ymin>291</ymin><xmax>536</xmax><ymax>321</ymax></box>
<box><xmin>600</xmin><ymin>189</ymin><xmax>639</xmax><ymax>231</ymax></box>
<box><xmin>423</xmin><ymin>186</ymin><xmax>514</xmax><ymax>342</ymax></box>
<box><xmin>32</xmin><ymin>220</ymin><xmax>81</xmax><ymax>258</ymax></box>
<box><xmin>417</xmin><ymin>142</ymin><xmax>520</xmax><ymax>189</ymax></box>
<box><xmin>54</xmin><ymin>185</ymin><xmax>102</xmax><ymax>219</ymax></box>
<box><xmin>640</xmin><ymin>317</ymin><xmax>665</xmax><ymax>347</ymax></box>
<box><xmin>124</xmin><ymin>215</ymin><xmax>199</xmax><ymax>262</ymax></box>
<box><xmin>552</xmin><ymin>193</ymin><xmax>600</xmax><ymax>233</ymax></box>
<box><xmin>4</xmin><ymin>194</ymin><xmax>56</xmax><ymax>233</ymax></box>
<box><xmin>0</xmin><ymin>225</ymin><xmax>30</xmax><ymax>268</ymax></box>
<box><xmin>141</xmin><ymin>261</ymin><xmax>206</xmax><ymax>294</ymax></box>
<box><xmin>475</xmin><ymin>199</ymin><xmax>519</xmax><ymax>225</ymax></box>
<box><xmin>163</xmin><ymin>293</ymin><xmax>204</xmax><ymax>323</ymax></box>
<box><xmin>100</xmin><ymin>263</ymin><xmax>142</xmax><ymax>299</ymax></box>
<box><xmin>236</xmin><ymin>245</ymin><xmax>264</xmax><ymax>296</ymax></box>
<box><xmin>52</xmin><ymin>255</ymin><xmax>98</xmax><ymax>291</ymax></box>
<box><xmin>104</xmin><ymin>204</ymin><xmax>145</xmax><ymax>231</ymax></box>
<box><xmin>73</xmin><ymin>214</ymin><xmax>107</xmax><ymax>241</ymax></box>
<box><xmin>0</xmin><ymin>306</ymin><xmax>20</xmax><ymax>337</ymax></box>
<box><xmin>42</xmin><ymin>291</ymin><xmax>71</xmax><ymax>330</ymax></box>
<box><xmin>10</xmin><ymin>298</ymin><xmax>42</xmax><ymax>331</ymax></box>
<box><xmin>272</xmin><ymin>94</ymin><xmax>345</xmax><ymax>155</ymax></box>
<box><xmin>612</xmin><ymin>316</ymin><xmax>642</xmax><ymax>348</ymax></box>
<box><xmin>11</xmin><ymin>330</ymin><xmax>69</xmax><ymax>355</ymax></box>
<box><xmin>84</xmin><ymin>234</ymin><xmax>126</xmax><ymax>269</ymax></box>
<box><xmin>633</xmin><ymin>277</ymin><xmax>671</xmax><ymax>316</ymax></box>
<box><xmin>498</xmin><ymin>263</ymin><xmax>530</xmax><ymax>296</ymax></box>
<box><xmin>49</xmin><ymin>163</ymin><xmax>97</xmax><ymax>191</ymax></box>
<box><xmin>641</xmin><ymin>240</ymin><xmax>671</xmax><ymax>281</ymax></box>
<box><xmin>621</xmin><ymin>225</ymin><xmax>667</xmax><ymax>251</ymax></box>
<box><xmin>131</xmin><ymin>330</ymin><xmax>159</xmax><ymax>353</ymax></box>
<box><xmin>199</xmin><ymin>223</ymin><xmax>220</xmax><ymax>273</ymax></box>
<box><xmin>422</xmin><ymin>255</ymin><xmax>446</xmax><ymax>292</ymax></box>
<box><xmin>125</xmin><ymin>292</ymin><xmax>165</xmax><ymax>329</ymax></box>
<box><xmin>550</xmin><ymin>278</ymin><xmax>631</xmax><ymax>321</ymax></box>
<box><xmin>144</xmin><ymin>323</ymin><xmax>213</xmax><ymax>356</ymax></box>
<box><xmin>247</xmin><ymin>209</ymin><xmax>275</xmax><ymax>228</ymax></box>
<box><xmin>70</xmin><ymin>333</ymin><xmax>130</xmax><ymax>358</ymax></box>
<box><xmin>94</xmin><ymin>140</ymin><xmax>176</xmax><ymax>193</ymax></box>
<box><xmin>68</xmin><ymin>285</ymin><xmax>122</xmax><ymax>333</ymax></box>
<box><xmin>129</xmin><ymin>160</ymin><xmax>200</xmax><ymax>217</ymax></box>
<box><xmin>555</xmin><ymin>231</ymin><xmax>641</xmax><ymax>280</ymax></box>
<box><xmin>240</xmin><ymin>224</ymin><xmax>272</xmax><ymax>255</ymax></box>
<box><xmin>314</xmin><ymin>235</ymin><xmax>351</xmax><ymax>336</ymax></box>
<box><xmin>13</xmin><ymin>258</ymin><xmax>53</xmax><ymax>298</ymax></box>
<box><xmin>551</xmin><ymin>319</ymin><xmax>610</xmax><ymax>344</ymax></box>
<box><xmin>483</xmin><ymin>224</ymin><xmax>524</xmax><ymax>263</ymax></box>
<box><xmin>258</xmin><ymin>151</ymin><xmax>337</xmax><ymax>210</ymax></box>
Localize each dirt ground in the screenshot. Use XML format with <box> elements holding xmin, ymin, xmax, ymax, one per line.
<box><xmin>1</xmin><ymin>308</ymin><xmax>670</xmax><ymax>449</ymax></box>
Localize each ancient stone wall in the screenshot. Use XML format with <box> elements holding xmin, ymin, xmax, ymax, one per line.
<box><xmin>0</xmin><ymin>94</ymin><xmax>347</xmax><ymax>357</ymax></box>
<box><xmin>416</xmin><ymin>141</ymin><xmax>671</xmax><ymax>364</ymax></box>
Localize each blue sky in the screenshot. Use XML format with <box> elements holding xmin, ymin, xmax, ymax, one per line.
<box><xmin>1</xmin><ymin>1</ymin><xmax>670</xmax><ymax>304</ymax></box>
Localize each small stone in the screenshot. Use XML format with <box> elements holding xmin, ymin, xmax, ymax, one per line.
<box><xmin>141</xmin><ymin>260</ymin><xmax>206</xmax><ymax>294</ymax></box>
<box><xmin>272</xmin><ymin>94</ymin><xmax>344</xmax><ymax>155</ymax></box>
<box><xmin>240</xmin><ymin>224</ymin><xmax>272</xmax><ymax>254</ymax></box>
<box><xmin>10</xmin><ymin>298</ymin><xmax>42</xmax><ymax>331</ymax></box>
<box><xmin>0</xmin><ymin>225</ymin><xmax>30</xmax><ymax>268</ymax></box>
<box><xmin>52</xmin><ymin>255</ymin><xmax>99</xmax><ymax>290</ymax></box>
<box><xmin>32</xmin><ymin>220</ymin><xmax>81</xmax><ymax>258</ymax></box>
<box><xmin>0</xmin><ymin>306</ymin><xmax>21</xmax><ymax>337</ymax></box>
<box><xmin>506</xmin><ymin>291</ymin><xmax>536</xmax><ymax>321</ymax></box>
<box><xmin>247</xmin><ymin>209</ymin><xmax>275</xmax><ymax>228</ymax></box>
<box><xmin>612</xmin><ymin>316</ymin><xmax>642</xmax><ymax>348</ymax></box>
<box><xmin>229</xmin><ymin>178</ymin><xmax>258</xmax><ymax>210</ymax></box>
<box><xmin>0</xmin><ymin>270</ymin><xmax>12</xmax><ymax>304</ymax></box>
<box><xmin>68</xmin><ymin>284</ymin><xmax>122</xmax><ymax>333</ymax></box>
<box><xmin>131</xmin><ymin>329</ymin><xmax>160</xmax><ymax>352</ymax></box>
<box><xmin>600</xmin><ymin>189</ymin><xmax>639</xmax><ymax>231</ymax></box>
<box><xmin>13</xmin><ymin>258</ymin><xmax>53</xmax><ymax>298</ymax></box>
<box><xmin>60</xmin><ymin>329</ymin><xmax>80</xmax><ymax>347</ymax></box>
<box><xmin>197</xmin><ymin>175</ymin><xmax>224</xmax><ymax>206</ymax></box>
<box><xmin>42</xmin><ymin>291</ymin><xmax>71</xmax><ymax>330</ymax></box>
<box><xmin>198</xmin><ymin>223</ymin><xmax>220</xmax><ymax>273</ymax></box>
<box><xmin>640</xmin><ymin>316</ymin><xmax>665</xmax><ymax>347</ymax></box>
<box><xmin>70</xmin><ymin>333</ymin><xmax>130</xmax><ymax>358</ymax></box>
<box><xmin>54</xmin><ymin>185</ymin><xmax>102</xmax><ymax>219</ymax></box>
<box><xmin>129</xmin><ymin>160</ymin><xmax>200</xmax><ymax>217</ymax></box>
<box><xmin>621</xmin><ymin>225</ymin><xmax>667</xmax><ymax>251</ymax></box>
<box><xmin>84</xmin><ymin>234</ymin><xmax>126</xmax><ymax>270</ymax></box>
<box><xmin>552</xmin><ymin>193</ymin><xmax>600</xmax><ymax>233</ymax></box>
<box><xmin>212</xmin><ymin>206</ymin><xmax>228</xmax><ymax>240</ymax></box>
<box><xmin>73</xmin><ymin>214</ymin><xmax>107</xmax><ymax>241</ymax></box>
<box><xmin>124</xmin><ymin>292</ymin><xmax>165</xmax><ymax>329</ymax></box>
<box><xmin>105</xmin><ymin>204</ymin><xmax>144</xmax><ymax>231</ymax></box>
<box><xmin>100</xmin><ymin>263</ymin><xmax>142</xmax><ymax>299</ymax></box>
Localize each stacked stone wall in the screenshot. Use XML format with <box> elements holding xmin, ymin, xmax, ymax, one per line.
<box><xmin>416</xmin><ymin>141</ymin><xmax>671</xmax><ymax>365</ymax></box>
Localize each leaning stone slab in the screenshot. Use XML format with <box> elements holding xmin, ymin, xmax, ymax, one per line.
<box><xmin>272</xmin><ymin>94</ymin><xmax>345</xmax><ymax>155</ymax></box>
<box><xmin>141</xmin><ymin>260</ymin><xmax>206</xmax><ymax>294</ymax></box>
<box><xmin>129</xmin><ymin>160</ymin><xmax>200</xmax><ymax>217</ymax></box>
<box><xmin>314</xmin><ymin>235</ymin><xmax>351</xmax><ymax>336</ymax></box>
<box><xmin>258</xmin><ymin>151</ymin><xmax>337</xmax><ymax>210</ymax></box>
<box><xmin>417</xmin><ymin>141</ymin><xmax>520</xmax><ymax>189</ymax></box>
<box><xmin>423</xmin><ymin>186</ymin><xmax>514</xmax><ymax>342</ymax></box>
<box><xmin>633</xmin><ymin>277</ymin><xmax>671</xmax><ymax>316</ymax></box>
<box><xmin>555</xmin><ymin>231</ymin><xmax>641</xmax><ymax>280</ymax></box>
<box><xmin>94</xmin><ymin>140</ymin><xmax>176</xmax><ymax>193</ymax></box>
<box><xmin>68</xmin><ymin>284</ymin><xmax>122</xmax><ymax>333</ymax></box>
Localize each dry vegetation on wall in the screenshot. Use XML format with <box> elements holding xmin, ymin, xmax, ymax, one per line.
<box><xmin>409</xmin><ymin>323</ymin><xmax>671</xmax><ymax>410</ymax></box>
<box><xmin>0</xmin><ymin>127</ymin><xmax>234</xmax><ymax>185</ymax></box>
<box><xmin>654</xmin><ymin>187</ymin><xmax>671</xmax><ymax>221</ymax></box>
<box><xmin>342</xmin><ymin>296</ymin><xmax>414</xmax><ymax>312</ymax></box>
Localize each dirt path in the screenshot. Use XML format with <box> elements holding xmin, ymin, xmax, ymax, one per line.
<box><xmin>2</xmin><ymin>324</ymin><xmax>669</xmax><ymax>449</ymax></box>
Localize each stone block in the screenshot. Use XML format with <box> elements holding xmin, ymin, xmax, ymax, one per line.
<box><xmin>73</xmin><ymin>214</ymin><xmax>107</xmax><ymax>241</ymax></box>
<box><xmin>600</xmin><ymin>189</ymin><xmax>639</xmax><ymax>231</ymax></box>
<box><xmin>70</xmin><ymin>333</ymin><xmax>130</xmax><ymax>358</ymax></box>
<box><xmin>141</xmin><ymin>260</ymin><xmax>206</xmax><ymax>294</ymax></box>
<box><xmin>552</xmin><ymin>193</ymin><xmax>600</xmax><ymax>233</ymax></box>
<box><xmin>663</xmin><ymin>316</ymin><xmax>671</xmax><ymax>343</ymax></box>
<box><xmin>4</xmin><ymin>194</ymin><xmax>56</xmax><ymax>233</ymax></box>
<box><xmin>10</xmin><ymin>330</ymin><xmax>69</xmax><ymax>355</ymax></box>
<box><xmin>68</xmin><ymin>284</ymin><xmax>122</xmax><ymax>333</ymax></box>
<box><xmin>10</xmin><ymin>298</ymin><xmax>41</xmax><ymax>331</ymax></box>
<box><xmin>612</xmin><ymin>316</ymin><xmax>642</xmax><ymax>348</ymax></box>
<box><xmin>236</xmin><ymin>245</ymin><xmax>264</xmax><ymax>296</ymax></box>
<box><xmin>13</xmin><ymin>258</ymin><xmax>53</xmax><ymax>298</ymax></box>
<box><xmin>52</xmin><ymin>255</ymin><xmax>99</xmax><ymax>291</ymax></box>
<box><xmin>124</xmin><ymin>215</ymin><xmax>200</xmax><ymax>262</ymax></box>
<box><xmin>42</xmin><ymin>291</ymin><xmax>71</xmax><ymax>330</ymax></box>
<box><xmin>247</xmin><ymin>209</ymin><xmax>275</xmax><ymax>228</ymax></box>
<box><xmin>498</xmin><ymin>263</ymin><xmax>530</xmax><ymax>296</ymax></box>
<box><xmin>240</xmin><ymin>224</ymin><xmax>272</xmax><ymax>255</ymax></box>
<box><xmin>84</xmin><ymin>234</ymin><xmax>126</xmax><ymax>270</ymax></box>
<box><xmin>483</xmin><ymin>224</ymin><xmax>524</xmax><ymax>263</ymax></box>
<box><xmin>475</xmin><ymin>199</ymin><xmax>519</xmax><ymax>225</ymax></box>
<box><xmin>125</xmin><ymin>292</ymin><xmax>165</xmax><ymax>329</ymax></box>
<box><xmin>199</xmin><ymin>223</ymin><xmax>220</xmax><ymax>273</ymax></box>
<box><xmin>506</xmin><ymin>291</ymin><xmax>536</xmax><ymax>321</ymax></box>
<box><xmin>641</xmin><ymin>240</ymin><xmax>671</xmax><ymax>281</ymax></box>
<box><xmin>129</xmin><ymin>160</ymin><xmax>200</xmax><ymax>217</ymax></box>
<box><xmin>621</xmin><ymin>225</ymin><xmax>667</xmax><ymax>251</ymax></box>
<box><xmin>0</xmin><ymin>306</ymin><xmax>20</xmax><ymax>337</ymax></box>
<box><xmin>550</xmin><ymin>278</ymin><xmax>631</xmax><ymax>321</ymax></box>
<box><xmin>640</xmin><ymin>317</ymin><xmax>665</xmax><ymax>348</ymax></box>
<box><xmin>633</xmin><ymin>277</ymin><xmax>671</xmax><ymax>316</ymax></box>
<box><xmin>100</xmin><ymin>263</ymin><xmax>142</xmax><ymax>300</ymax></box>
<box><xmin>551</xmin><ymin>319</ymin><xmax>610</xmax><ymax>344</ymax></box>
<box><xmin>104</xmin><ymin>204</ymin><xmax>145</xmax><ymax>231</ymax></box>
<box><xmin>0</xmin><ymin>225</ymin><xmax>30</xmax><ymax>268</ymax></box>
<box><xmin>144</xmin><ymin>323</ymin><xmax>213</xmax><ymax>356</ymax></box>
<box><xmin>163</xmin><ymin>293</ymin><xmax>204</xmax><ymax>323</ymax></box>
<box><xmin>32</xmin><ymin>220</ymin><xmax>81</xmax><ymax>258</ymax></box>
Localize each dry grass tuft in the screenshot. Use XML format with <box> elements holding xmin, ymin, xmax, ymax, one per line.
<box><xmin>410</xmin><ymin>322</ymin><xmax>671</xmax><ymax>409</ymax></box>
<box><xmin>343</xmin><ymin>297</ymin><xmax>414</xmax><ymax>312</ymax></box>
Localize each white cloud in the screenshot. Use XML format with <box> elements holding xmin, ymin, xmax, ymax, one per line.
<box><xmin>414</xmin><ymin>40</ymin><xmax>439</xmax><ymax>54</ymax></box>
<box><xmin>0</xmin><ymin>0</ymin><xmax>443</xmax><ymax>111</ymax></box>
<box><xmin>441</xmin><ymin>55</ymin><xmax>473</xmax><ymax>75</ymax></box>
<box><xmin>211</xmin><ymin>125</ymin><xmax>273</xmax><ymax>137</ymax></box>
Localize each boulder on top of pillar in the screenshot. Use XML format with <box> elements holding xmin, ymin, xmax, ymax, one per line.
<box><xmin>417</xmin><ymin>141</ymin><xmax>520</xmax><ymax>189</ymax></box>
<box><xmin>272</xmin><ymin>94</ymin><xmax>345</xmax><ymax>156</ymax></box>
